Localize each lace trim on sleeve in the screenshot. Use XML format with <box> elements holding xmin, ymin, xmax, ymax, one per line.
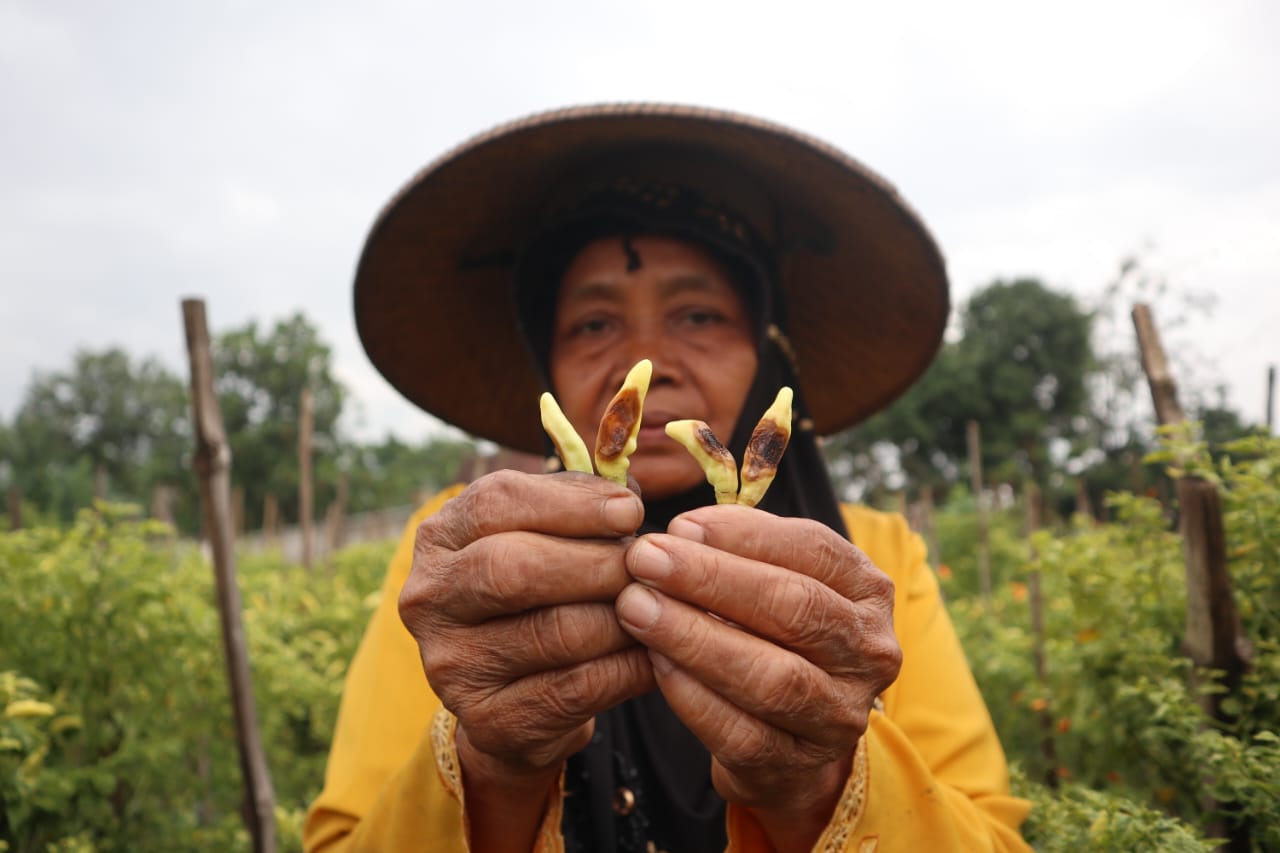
<box><xmin>429</xmin><ymin>706</ymin><xmax>567</xmax><ymax>852</ymax></box>
<box><xmin>430</xmin><ymin>706</ymin><xmax>464</xmax><ymax>800</ymax></box>
<box><xmin>812</xmin><ymin>733</ymin><xmax>871</xmax><ymax>852</ymax></box>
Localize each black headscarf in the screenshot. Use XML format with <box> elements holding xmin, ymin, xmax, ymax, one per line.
<box><xmin>513</xmin><ymin>181</ymin><xmax>848</xmax><ymax>852</ymax></box>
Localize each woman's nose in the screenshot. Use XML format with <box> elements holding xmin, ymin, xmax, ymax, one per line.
<box><xmin>618</xmin><ymin>331</ymin><xmax>680</xmax><ymax>387</ymax></box>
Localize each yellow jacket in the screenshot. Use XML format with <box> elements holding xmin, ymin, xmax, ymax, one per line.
<box><xmin>304</xmin><ymin>486</ymin><xmax>1031</xmax><ymax>852</ymax></box>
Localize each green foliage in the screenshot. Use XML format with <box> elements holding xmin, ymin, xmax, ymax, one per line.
<box><xmin>214</xmin><ymin>313</ymin><xmax>347</xmax><ymax>531</ymax></box>
<box><xmin>827</xmin><ymin>277</ymin><xmax>1097</xmax><ymax>500</ymax></box>
<box><xmin>940</xmin><ymin>433</ymin><xmax>1280</xmax><ymax>848</ymax></box>
<box><xmin>1013</xmin><ymin>768</ymin><xmax>1217</xmax><ymax>852</ymax></box>
<box><xmin>1</xmin><ymin>312</ymin><xmax>474</xmax><ymax>536</ymax></box>
<box><xmin>958</xmin><ymin>279</ymin><xmax>1095</xmax><ymax>483</ymax></box>
<box><xmin>4</xmin><ymin>350</ymin><xmax>191</xmax><ymax>524</ymax></box>
<box><xmin>5</xmin><ymin>432</ymin><xmax>1279</xmax><ymax>850</ymax></box>
<box><xmin>343</xmin><ymin>435</ymin><xmax>475</xmax><ymax>514</ymax></box>
<box><xmin>0</xmin><ymin>505</ymin><xmax>393</xmax><ymax>851</ymax></box>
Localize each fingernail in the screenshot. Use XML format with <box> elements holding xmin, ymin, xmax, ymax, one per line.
<box><xmin>628</xmin><ymin>538</ymin><xmax>672</xmax><ymax>580</ymax></box>
<box><xmin>604</xmin><ymin>494</ymin><xmax>642</xmax><ymax>533</ymax></box>
<box><xmin>667</xmin><ymin>516</ymin><xmax>704</xmax><ymax>543</ymax></box>
<box><xmin>617</xmin><ymin>585</ymin><xmax>661</xmax><ymax>629</ymax></box>
<box><xmin>649</xmin><ymin>651</ymin><xmax>674</xmax><ymax>676</ymax></box>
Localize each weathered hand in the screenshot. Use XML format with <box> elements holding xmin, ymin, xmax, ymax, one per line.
<box><xmin>400</xmin><ymin>470</ymin><xmax>655</xmax><ymax>783</ymax></box>
<box><xmin>615</xmin><ymin>505</ymin><xmax>901</xmax><ymax>827</ymax></box>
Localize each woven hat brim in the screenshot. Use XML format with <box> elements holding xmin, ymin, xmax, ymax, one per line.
<box><xmin>354</xmin><ymin>103</ymin><xmax>949</xmax><ymax>454</ymax></box>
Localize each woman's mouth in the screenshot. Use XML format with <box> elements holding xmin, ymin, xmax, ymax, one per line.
<box><xmin>636</xmin><ymin>412</ymin><xmax>686</xmax><ymax>452</ymax></box>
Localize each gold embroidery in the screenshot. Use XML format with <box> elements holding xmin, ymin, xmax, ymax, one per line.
<box><xmin>812</xmin><ymin>735</ymin><xmax>870</xmax><ymax>852</ymax></box>
<box><xmin>430</xmin><ymin>707</ymin><xmax>463</xmax><ymax>800</ymax></box>
<box><xmin>858</xmin><ymin>837</ymin><xmax>879</xmax><ymax>853</ymax></box>
<box><xmin>429</xmin><ymin>706</ymin><xmax>567</xmax><ymax>852</ymax></box>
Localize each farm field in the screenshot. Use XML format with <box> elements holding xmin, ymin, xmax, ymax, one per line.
<box><xmin>3</xmin><ymin>433</ymin><xmax>1277</xmax><ymax>851</ymax></box>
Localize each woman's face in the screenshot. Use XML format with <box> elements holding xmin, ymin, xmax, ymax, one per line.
<box><xmin>550</xmin><ymin>235</ymin><xmax>758</xmax><ymax>500</ymax></box>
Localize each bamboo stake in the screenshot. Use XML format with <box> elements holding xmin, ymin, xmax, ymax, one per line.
<box><xmin>1133</xmin><ymin>303</ymin><xmax>1250</xmax><ymax>689</ymax></box>
<box><xmin>1025</xmin><ymin>483</ymin><xmax>1057</xmax><ymax>787</ymax></box>
<box><xmin>298</xmin><ymin>389</ymin><xmax>314</xmax><ymax>570</ymax></box>
<box><xmin>150</xmin><ymin>484</ymin><xmax>174</xmax><ymax>527</ymax></box>
<box><xmin>1074</xmin><ymin>479</ymin><xmax>1095</xmax><ymax>521</ymax></box>
<box><xmin>1132</xmin><ymin>305</ymin><xmax>1186</xmax><ymax>426</ymax></box>
<box><xmin>182</xmin><ymin>299</ymin><xmax>276</xmax><ymax>853</ymax></box>
<box><xmin>1267</xmin><ymin>365</ymin><xmax>1275</xmax><ymax>434</ymax></box>
<box><xmin>967</xmin><ymin>420</ymin><xmax>992</xmax><ymax>610</ymax></box>
<box><xmin>7</xmin><ymin>486</ymin><xmax>21</xmax><ymax>531</ymax></box>
<box><xmin>1132</xmin><ymin>302</ymin><xmax>1251</xmax><ymax>849</ymax></box>
<box><xmin>919</xmin><ymin>485</ymin><xmax>940</xmax><ymax>570</ymax></box>
<box><xmin>262</xmin><ymin>494</ymin><xmax>279</xmax><ymax>539</ymax></box>
<box><xmin>325</xmin><ymin>472</ymin><xmax>349</xmax><ymax>555</ymax></box>
<box><xmin>232</xmin><ymin>485</ymin><xmax>245</xmax><ymax>539</ymax></box>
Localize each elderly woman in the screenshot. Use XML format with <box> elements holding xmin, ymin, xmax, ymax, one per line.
<box><xmin>304</xmin><ymin>105</ymin><xmax>1031</xmax><ymax>852</ymax></box>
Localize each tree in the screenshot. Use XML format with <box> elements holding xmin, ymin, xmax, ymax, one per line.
<box><xmin>5</xmin><ymin>349</ymin><xmax>191</xmax><ymax>523</ymax></box>
<box><xmin>343</xmin><ymin>434</ymin><xmax>476</xmax><ymax>513</ymax></box>
<box><xmin>826</xmin><ymin>278</ymin><xmax>1096</xmax><ymax>502</ymax></box>
<box><xmin>824</xmin><ymin>343</ymin><xmax>978</xmax><ymax>502</ymax></box>
<box><xmin>214</xmin><ymin>313</ymin><xmax>347</xmax><ymax>529</ymax></box>
<box><xmin>957</xmin><ymin>279</ymin><xmax>1095</xmax><ymax>485</ymax></box>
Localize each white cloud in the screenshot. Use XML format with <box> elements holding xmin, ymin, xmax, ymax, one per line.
<box><xmin>1</xmin><ymin>0</ymin><xmax>1277</xmax><ymax>433</ymax></box>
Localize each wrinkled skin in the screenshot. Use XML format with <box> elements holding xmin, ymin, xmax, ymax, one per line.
<box><xmin>401</xmin><ymin>471</ymin><xmax>653</xmax><ymax>778</ymax></box>
<box><xmin>617</xmin><ymin>505</ymin><xmax>901</xmax><ymax>830</ymax></box>
<box><xmin>399</xmin><ymin>235</ymin><xmax>902</xmax><ymax>851</ymax></box>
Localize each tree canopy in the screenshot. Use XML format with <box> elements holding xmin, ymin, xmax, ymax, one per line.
<box><xmin>1</xmin><ymin>314</ymin><xmax>471</xmax><ymax>534</ymax></box>
<box><xmin>827</xmin><ymin>278</ymin><xmax>1096</xmax><ymax>501</ymax></box>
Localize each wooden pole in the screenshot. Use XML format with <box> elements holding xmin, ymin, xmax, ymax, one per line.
<box><xmin>325</xmin><ymin>472</ymin><xmax>349</xmax><ymax>555</ymax></box>
<box><xmin>232</xmin><ymin>485</ymin><xmax>245</xmax><ymax>539</ymax></box>
<box><xmin>1074</xmin><ymin>479</ymin><xmax>1095</xmax><ymax>521</ymax></box>
<box><xmin>1025</xmin><ymin>483</ymin><xmax>1057</xmax><ymax>787</ymax></box>
<box><xmin>1133</xmin><ymin>303</ymin><xmax>1250</xmax><ymax>685</ymax></box>
<box><xmin>1132</xmin><ymin>303</ymin><xmax>1251</xmax><ymax>850</ymax></box>
<box><xmin>262</xmin><ymin>494</ymin><xmax>279</xmax><ymax>538</ymax></box>
<box><xmin>1267</xmin><ymin>365</ymin><xmax>1275</xmax><ymax>434</ymax></box>
<box><xmin>298</xmin><ymin>389</ymin><xmax>314</xmax><ymax>570</ymax></box>
<box><xmin>1132</xmin><ymin>304</ymin><xmax>1186</xmax><ymax>426</ymax></box>
<box><xmin>919</xmin><ymin>485</ymin><xmax>940</xmax><ymax>570</ymax></box>
<box><xmin>181</xmin><ymin>299</ymin><xmax>276</xmax><ymax>853</ymax></box>
<box><xmin>150</xmin><ymin>484</ymin><xmax>174</xmax><ymax>527</ymax></box>
<box><xmin>967</xmin><ymin>420</ymin><xmax>992</xmax><ymax>609</ymax></box>
<box><xmin>93</xmin><ymin>463</ymin><xmax>107</xmax><ymax>501</ymax></box>
<box><xmin>7</xmin><ymin>486</ymin><xmax>21</xmax><ymax>531</ymax></box>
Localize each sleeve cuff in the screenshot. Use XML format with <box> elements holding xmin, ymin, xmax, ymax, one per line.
<box><xmin>430</xmin><ymin>707</ymin><xmax>567</xmax><ymax>853</ymax></box>
<box><xmin>811</xmin><ymin>734</ymin><xmax>871</xmax><ymax>852</ymax></box>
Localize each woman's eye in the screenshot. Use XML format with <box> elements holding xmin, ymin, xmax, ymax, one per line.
<box><xmin>572</xmin><ymin>317</ymin><xmax>611</xmax><ymax>336</ymax></box>
<box><xmin>680</xmin><ymin>309</ymin><xmax>723</xmax><ymax>327</ymax></box>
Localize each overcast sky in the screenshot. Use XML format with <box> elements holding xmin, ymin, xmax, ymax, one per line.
<box><xmin>2</xmin><ymin>0</ymin><xmax>1277</xmax><ymax>443</ymax></box>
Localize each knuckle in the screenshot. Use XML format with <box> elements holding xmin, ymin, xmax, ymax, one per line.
<box><xmin>825</xmin><ymin>692</ymin><xmax>870</xmax><ymax>743</ymax></box>
<box><xmin>868</xmin><ymin>631</ymin><xmax>904</xmax><ymax>684</ymax></box>
<box><xmin>543</xmin><ymin>664</ymin><xmax>605</xmax><ymax>723</ymax></box>
<box><xmin>721</xmin><ymin>719</ymin><xmax>779</xmax><ymax>771</ymax></box>
<box><xmin>767</xmin><ymin>575</ymin><xmax>838</xmax><ymax>649</ymax></box>
<box><xmin>418</xmin><ymin>640</ymin><xmax>466</xmax><ymax>695</ymax></box>
<box><xmin>451</xmin><ymin>469</ymin><xmax>526</xmax><ymax>542</ymax></box>
<box><xmin>399</xmin><ymin>556</ymin><xmax>447</xmax><ymax>629</ymax></box>
<box><xmin>805</xmin><ymin>522</ymin><xmax>851</xmax><ymax>575</ymax></box>
<box><xmin>481</xmin><ymin>467</ymin><xmax>526</xmax><ymax>498</ymax></box>
<box><xmin>868</xmin><ymin>567</ymin><xmax>896</xmax><ymax>604</ymax></box>
<box><xmin>741</xmin><ymin>652</ymin><xmax>817</xmax><ymax>723</ymax></box>
<box><xmin>468</xmin><ymin>537</ymin><xmax>519</xmax><ymax>609</ymax></box>
<box><xmin>526</xmin><ymin>605</ymin><xmax>613</xmax><ymax>663</ymax></box>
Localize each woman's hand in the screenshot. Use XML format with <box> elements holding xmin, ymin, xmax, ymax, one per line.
<box><xmin>399</xmin><ymin>469</ymin><xmax>655</xmax><ymax>847</ymax></box>
<box><xmin>615</xmin><ymin>506</ymin><xmax>902</xmax><ymax>850</ymax></box>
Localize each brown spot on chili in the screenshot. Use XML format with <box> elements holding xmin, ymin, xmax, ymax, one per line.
<box><xmin>696</xmin><ymin>425</ymin><xmax>730</xmax><ymax>457</ymax></box>
<box><xmin>742</xmin><ymin>423</ymin><xmax>788</xmax><ymax>480</ymax></box>
<box><xmin>596</xmin><ymin>389</ymin><xmax>640</xmax><ymax>461</ymax></box>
